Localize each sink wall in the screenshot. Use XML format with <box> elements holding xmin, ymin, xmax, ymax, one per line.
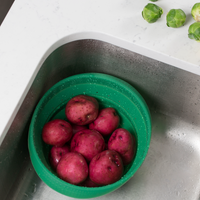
<box><xmin>0</xmin><ymin>0</ymin><xmax>14</xmax><ymax>25</ymax></box>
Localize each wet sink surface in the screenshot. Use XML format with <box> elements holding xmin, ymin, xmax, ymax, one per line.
<box><xmin>1</xmin><ymin>39</ymin><xmax>200</xmax><ymax>200</ymax></box>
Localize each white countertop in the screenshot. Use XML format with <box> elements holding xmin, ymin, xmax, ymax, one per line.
<box><xmin>0</xmin><ymin>0</ymin><xmax>199</xmax><ymax>143</ymax></box>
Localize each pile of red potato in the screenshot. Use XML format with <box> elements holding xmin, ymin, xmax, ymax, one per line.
<box><xmin>42</xmin><ymin>94</ymin><xmax>136</xmax><ymax>187</ymax></box>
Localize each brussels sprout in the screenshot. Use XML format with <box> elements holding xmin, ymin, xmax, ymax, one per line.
<box><xmin>188</xmin><ymin>22</ymin><xmax>200</xmax><ymax>42</ymax></box>
<box><xmin>150</xmin><ymin>0</ymin><xmax>158</xmax><ymax>2</ymax></box>
<box><xmin>191</xmin><ymin>3</ymin><xmax>200</xmax><ymax>22</ymax></box>
<box><xmin>166</xmin><ymin>9</ymin><xmax>186</xmax><ymax>28</ymax></box>
<box><xmin>142</xmin><ymin>3</ymin><xmax>163</xmax><ymax>23</ymax></box>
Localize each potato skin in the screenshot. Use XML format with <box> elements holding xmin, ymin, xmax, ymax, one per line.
<box><xmin>42</xmin><ymin>119</ymin><xmax>73</xmax><ymax>146</ymax></box>
<box><xmin>56</xmin><ymin>152</ymin><xmax>88</xmax><ymax>185</ymax></box>
<box><xmin>89</xmin><ymin>108</ymin><xmax>119</xmax><ymax>136</ymax></box>
<box><xmin>108</xmin><ymin>128</ymin><xmax>136</xmax><ymax>165</ymax></box>
<box><xmin>71</xmin><ymin>124</ymin><xmax>87</xmax><ymax>135</ymax></box>
<box><xmin>49</xmin><ymin>145</ymin><xmax>70</xmax><ymax>170</ymax></box>
<box><xmin>65</xmin><ymin>95</ymin><xmax>99</xmax><ymax>125</ymax></box>
<box><xmin>89</xmin><ymin>150</ymin><xmax>123</xmax><ymax>186</ymax></box>
<box><xmin>70</xmin><ymin>129</ymin><xmax>105</xmax><ymax>162</ymax></box>
<box><xmin>79</xmin><ymin>177</ymin><xmax>98</xmax><ymax>187</ymax></box>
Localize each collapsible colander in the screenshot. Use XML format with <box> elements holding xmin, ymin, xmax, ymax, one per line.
<box><xmin>28</xmin><ymin>73</ymin><xmax>151</xmax><ymax>199</ymax></box>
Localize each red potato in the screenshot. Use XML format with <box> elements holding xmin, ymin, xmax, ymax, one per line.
<box><xmin>49</xmin><ymin>145</ymin><xmax>70</xmax><ymax>170</ymax></box>
<box><xmin>79</xmin><ymin>177</ymin><xmax>98</xmax><ymax>187</ymax></box>
<box><xmin>65</xmin><ymin>95</ymin><xmax>99</xmax><ymax>125</ymax></box>
<box><xmin>42</xmin><ymin>119</ymin><xmax>73</xmax><ymax>146</ymax></box>
<box><xmin>70</xmin><ymin>129</ymin><xmax>105</xmax><ymax>162</ymax></box>
<box><xmin>56</xmin><ymin>152</ymin><xmax>88</xmax><ymax>185</ymax></box>
<box><xmin>108</xmin><ymin>128</ymin><xmax>136</xmax><ymax>165</ymax></box>
<box><xmin>71</xmin><ymin>124</ymin><xmax>87</xmax><ymax>135</ymax></box>
<box><xmin>89</xmin><ymin>108</ymin><xmax>120</xmax><ymax>136</ymax></box>
<box><xmin>89</xmin><ymin>150</ymin><xmax>124</xmax><ymax>186</ymax></box>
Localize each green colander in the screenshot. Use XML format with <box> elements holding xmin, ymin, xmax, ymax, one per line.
<box><xmin>28</xmin><ymin>73</ymin><xmax>151</xmax><ymax>199</ymax></box>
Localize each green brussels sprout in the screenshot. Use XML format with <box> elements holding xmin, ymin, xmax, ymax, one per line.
<box><xmin>142</xmin><ymin>3</ymin><xmax>163</xmax><ymax>23</ymax></box>
<box><xmin>166</xmin><ymin>9</ymin><xmax>186</xmax><ymax>28</ymax></box>
<box><xmin>188</xmin><ymin>22</ymin><xmax>200</xmax><ymax>42</ymax></box>
<box><xmin>150</xmin><ymin>0</ymin><xmax>158</xmax><ymax>2</ymax></box>
<box><xmin>191</xmin><ymin>3</ymin><xmax>200</xmax><ymax>22</ymax></box>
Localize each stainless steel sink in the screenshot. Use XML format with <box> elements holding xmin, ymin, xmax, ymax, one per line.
<box><xmin>0</xmin><ymin>0</ymin><xmax>14</xmax><ymax>25</ymax></box>
<box><xmin>1</xmin><ymin>39</ymin><xmax>200</xmax><ymax>200</ymax></box>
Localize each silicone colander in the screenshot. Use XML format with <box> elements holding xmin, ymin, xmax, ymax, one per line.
<box><xmin>28</xmin><ymin>73</ymin><xmax>151</xmax><ymax>199</ymax></box>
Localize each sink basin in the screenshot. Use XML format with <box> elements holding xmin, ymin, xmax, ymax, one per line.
<box><xmin>0</xmin><ymin>0</ymin><xmax>14</xmax><ymax>25</ymax></box>
<box><xmin>1</xmin><ymin>38</ymin><xmax>200</xmax><ymax>200</ymax></box>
